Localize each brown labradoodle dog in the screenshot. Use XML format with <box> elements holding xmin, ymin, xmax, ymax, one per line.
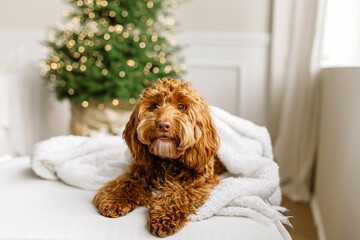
<box><xmin>94</xmin><ymin>78</ymin><xmax>225</xmax><ymax>237</ymax></box>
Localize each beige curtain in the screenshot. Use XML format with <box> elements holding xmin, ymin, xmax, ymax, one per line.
<box><xmin>268</xmin><ymin>0</ymin><xmax>326</xmax><ymax>202</ymax></box>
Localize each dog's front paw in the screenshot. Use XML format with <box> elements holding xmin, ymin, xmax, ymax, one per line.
<box><xmin>97</xmin><ymin>200</ymin><xmax>136</xmax><ymax>218</ymax></box>
<box><xmin>147</xmin><ymin>208</ymin><xmax>187</xmax><ymax>237</ymax></box>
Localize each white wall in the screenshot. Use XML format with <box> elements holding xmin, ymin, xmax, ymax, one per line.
<box><xmin>313</xmin><ymin>67</ymin><xmax>360</xmax><ymax>240</ymax></box>
<box><xmin>177</xmin><ymin>0</ymin><xmax>271</xmax><ymax>32</ymax></box>
<box><xmin>0</xmin><ymin>0</ymin><xmax>66</xmax><ymax>29</ymax></box>
<box><xmin>0</xmin><ymin>0</ymin><xmax>271</xmax><ymax>32</ymax></box>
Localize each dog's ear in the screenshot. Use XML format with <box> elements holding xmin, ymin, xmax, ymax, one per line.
<box><xmin>181</xmin><ymin>103</ymin><xmax>219</xmax><ymax>171</ymax></box>
<box><xmin>123</xmin><ymin>105</ymin><xmax>151</xmax><ymax>165</ymax></box>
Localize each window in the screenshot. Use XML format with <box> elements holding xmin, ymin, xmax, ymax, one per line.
<box><xmin>321</xmin><ymin>0</ymin><xmax>360</xmax><ymax>67</ymax></box>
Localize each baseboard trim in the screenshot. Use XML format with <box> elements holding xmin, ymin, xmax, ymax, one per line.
<box><xmin>310</xmin><ymin>195</ymin><xmax>327</xmax><ymax>240</ymax></box>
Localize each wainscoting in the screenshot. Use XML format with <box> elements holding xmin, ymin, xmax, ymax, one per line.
<box><xmin>0</xmin><ymin>30</ymin><xmax>270</xmax><ymax>156</ymax></box>
<box><xmin>177</xmin><ymin>32</ymin><xmax>270</xmax><ymax>125</ymax></box>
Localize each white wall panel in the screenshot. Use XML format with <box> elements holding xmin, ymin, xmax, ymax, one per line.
<box><xmin>177</xmin><ymin>32</ymin><xmax>270</xmax><ymax>125</ymax></box>
<box><xmin>188</xmin><ymin>62</ymin><xmax>242</xmax><ymax>116</ymax></box>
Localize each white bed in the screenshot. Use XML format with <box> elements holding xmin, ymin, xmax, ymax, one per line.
<box><xmin>0</xmin><ymin>157</ymin><xmax>284</xmax><ymax>240</ymax></box>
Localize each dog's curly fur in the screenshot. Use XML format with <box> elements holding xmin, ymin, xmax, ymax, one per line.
<box><xmin>94</xmin><ymin>78</ymin><xmax>224</xmax><ymax>237</ymax></box>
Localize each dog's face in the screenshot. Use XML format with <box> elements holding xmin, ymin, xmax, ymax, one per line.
<box><xmin>135</xmin><ymin>79</ymin><xmax>204</xmax><ymax>159</ymax></box>
<box><xmin>124</xmin><ymin>78</ymin><xmax>218</xmax><ymax>170</ymax></box>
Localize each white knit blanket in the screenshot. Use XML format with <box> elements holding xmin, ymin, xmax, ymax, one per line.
<box><xmin>31</xmin><ymin>106</ymin><xmax>291</xmax><ymax>235</ymax></box>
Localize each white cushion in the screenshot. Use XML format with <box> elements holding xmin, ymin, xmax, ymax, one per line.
<box><xmin>0</xmin><ymin>157</ymin><xmax>283</xmax><ymax>239</ymax></box>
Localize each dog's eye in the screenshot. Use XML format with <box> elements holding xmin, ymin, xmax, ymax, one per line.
<box><xmin>151</xmin><ymin>103</ymin><xmax>159</xmax><ymax>110</ymax></box>
<box><xmin>177</xmin><ymin>104</ymin><xmax>185</xmax><ymax>111</ymax></box>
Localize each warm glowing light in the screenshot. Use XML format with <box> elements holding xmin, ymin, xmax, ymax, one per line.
<box><xmin>102</xmin><ymin>69</ymin><xmax>108</xmax><ymax>75</ymax></box>
<box><xmin>68</xmin><ymin>88</ymin><xmax>75</xmax><ymax>95</ymax></box>
<box><xmin>115</xmin><ymin>24</ymin><xmax>123</xmax><ymax>33</ymax></box>
<box><xmin>119</xmin><ymin>71</ymin><xmax>125</xmax><ymax>77</ymax></box>
<box><xmin>153</xmin><ymin>67</ymin><xmax>159</xmax><ymax>73</ymax></box>
<box><xmin>104</xmin><ymin>33</ymin><xmax>110</xmax><ymax>40</ymax></box>
<box><xmin>80</xmin><ymin>65</ymin><xmax>87</xmax><ymax>71</ymax></box>
<box><xmin>147</xmin><ymin>1</ymin><xmax>153</xmax><ymax>8</ymax></box>
<box><xmin>151</xmin><ymin>35</ymin><xmax>158</xmax><ymax>42</ymax></box>
<box><xmin>127</xmin><ymin>59</ymin><xmax>135</xmax><ymax>67</ymax></box>
<box><xmin>109</xmin><ymin>11</ymin><xmax>116</xmax><ymax>17</ymax></box>
<box><xmin>123</xmin><ymin>32</ymin><xmax>129</xmax><ymax>38</ymax></box>
<box><xmin>104</xmin><ymin>44</ymin><xmax>112</xmax><ymax>51</ymax></box>
<box><xmin>77</xmin><ymin>0</ymin><xmax>83</xmax><ymax>7</ymax></box>
<box><xmin>49</xmin><ymin>74</ymin><xmax>56</xmax><ymax>81</ymax></box>
<box><xmin>112</xmin><ymin>99</ymin><xmax>119</xmax><ymax>106</ymax></box>
<box><xmin>146</xmin><ymin>19</ymin><xmax>153</xmax><ymax>26</ymax></box>
<box><xmin>143</xmin><ymin>79</ymin><xmax>150</xmax><ymax>85</ymax></box>
<box><xmin>95</xmin><ymin>61</ymin><xmax>102</xmax><ymax>67</ymax></box>
<box><xmin>101</xmin><ymin>0</ymin><xmax>108</xmax><ymax>7</ymax></box>
<box><xmin>108</xmin><ymin>26</ymin><xmax>115</xmax><ymax>32</ymax></box>
<box><xmin>129</xmin><ymin>98</ymin><xmax>136</xmax><ymax>104</ymax></box>
<box><xmin>164</xmin><ymin>65</ymin><xmax>172</xmax><ymax>73</ymax></box>
<box><xmin>98</xmin><ymin>103</ymin><xmax>105</xmax><ymax>110</ymax></box>
<box><xmin>159</xmin><ymin>57</ymin><xmax>166</xmax><ymax>64</ymax></box>
<box><xmin>80</xmin><ymin>56</ymin><xmax>87</xmax><ymax>63</ymax></box>
<box><xmin>51</xmin><ymin>63</ymin><xmax>58</xmax><ymax>69</ymax></box>
<box><xmin>53</xmin><ymin>56</ymin><xmax>60</xmax><ymax>62</ymax></box>
<box><xmin>66</xmin><ymin>65</ymin><xmax>73</xmax><ymax>71</ymax></box>
<box><xmin>82</xmin><ymin>101</ymin><xmax>89</xmax><ymax>108</ymax></box>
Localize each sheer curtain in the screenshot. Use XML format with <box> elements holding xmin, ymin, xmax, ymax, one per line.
<box><xmin>268</xmin><ymin>0</ymin><xmax>326</xmax><ymax>202</ymax></box>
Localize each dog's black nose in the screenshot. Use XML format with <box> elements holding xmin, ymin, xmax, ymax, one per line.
<box><xmin>157</xmin><ymin>121</ymin><xmax>171</xmax><ymax>132</ymax></box>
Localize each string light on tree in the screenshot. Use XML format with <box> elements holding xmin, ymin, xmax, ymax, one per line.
<box><xmin>129</xmin><ymin>98</ymin><xmax>136</xmax><ymax>104</ymax></box>
<box><xmin>82</xmin><ymin>100</ymin><xmax>89</xmax><ymax>108</ymax></box>
<box><xmin>121</xmin><ymin>10</ymin><xmax>128</xmax><ymax>17</ymax></box>
<box><xmin>112</xmin><ymin>99</ymin><xmax>119</xmax><ymax>106</ymax></box>
<box><xmin>98</xmin><ymin>103</ymin><xmax>105</xmax><ymax>110</ymax></box>
<box><xmin>102</xmin><ymin>69</ymin><xmax>108</xmax><ymax>75</ymax></box>
<box><xmin>119</xmin><ymin>71</ymin><xmax>125</xmax><ymax>77</ymax></box>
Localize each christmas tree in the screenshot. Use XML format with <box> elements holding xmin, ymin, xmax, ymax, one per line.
<box><xmin>41</xmin><ymin>0</ymin><xmax>184</xmax><ymax>109</ymax></box>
